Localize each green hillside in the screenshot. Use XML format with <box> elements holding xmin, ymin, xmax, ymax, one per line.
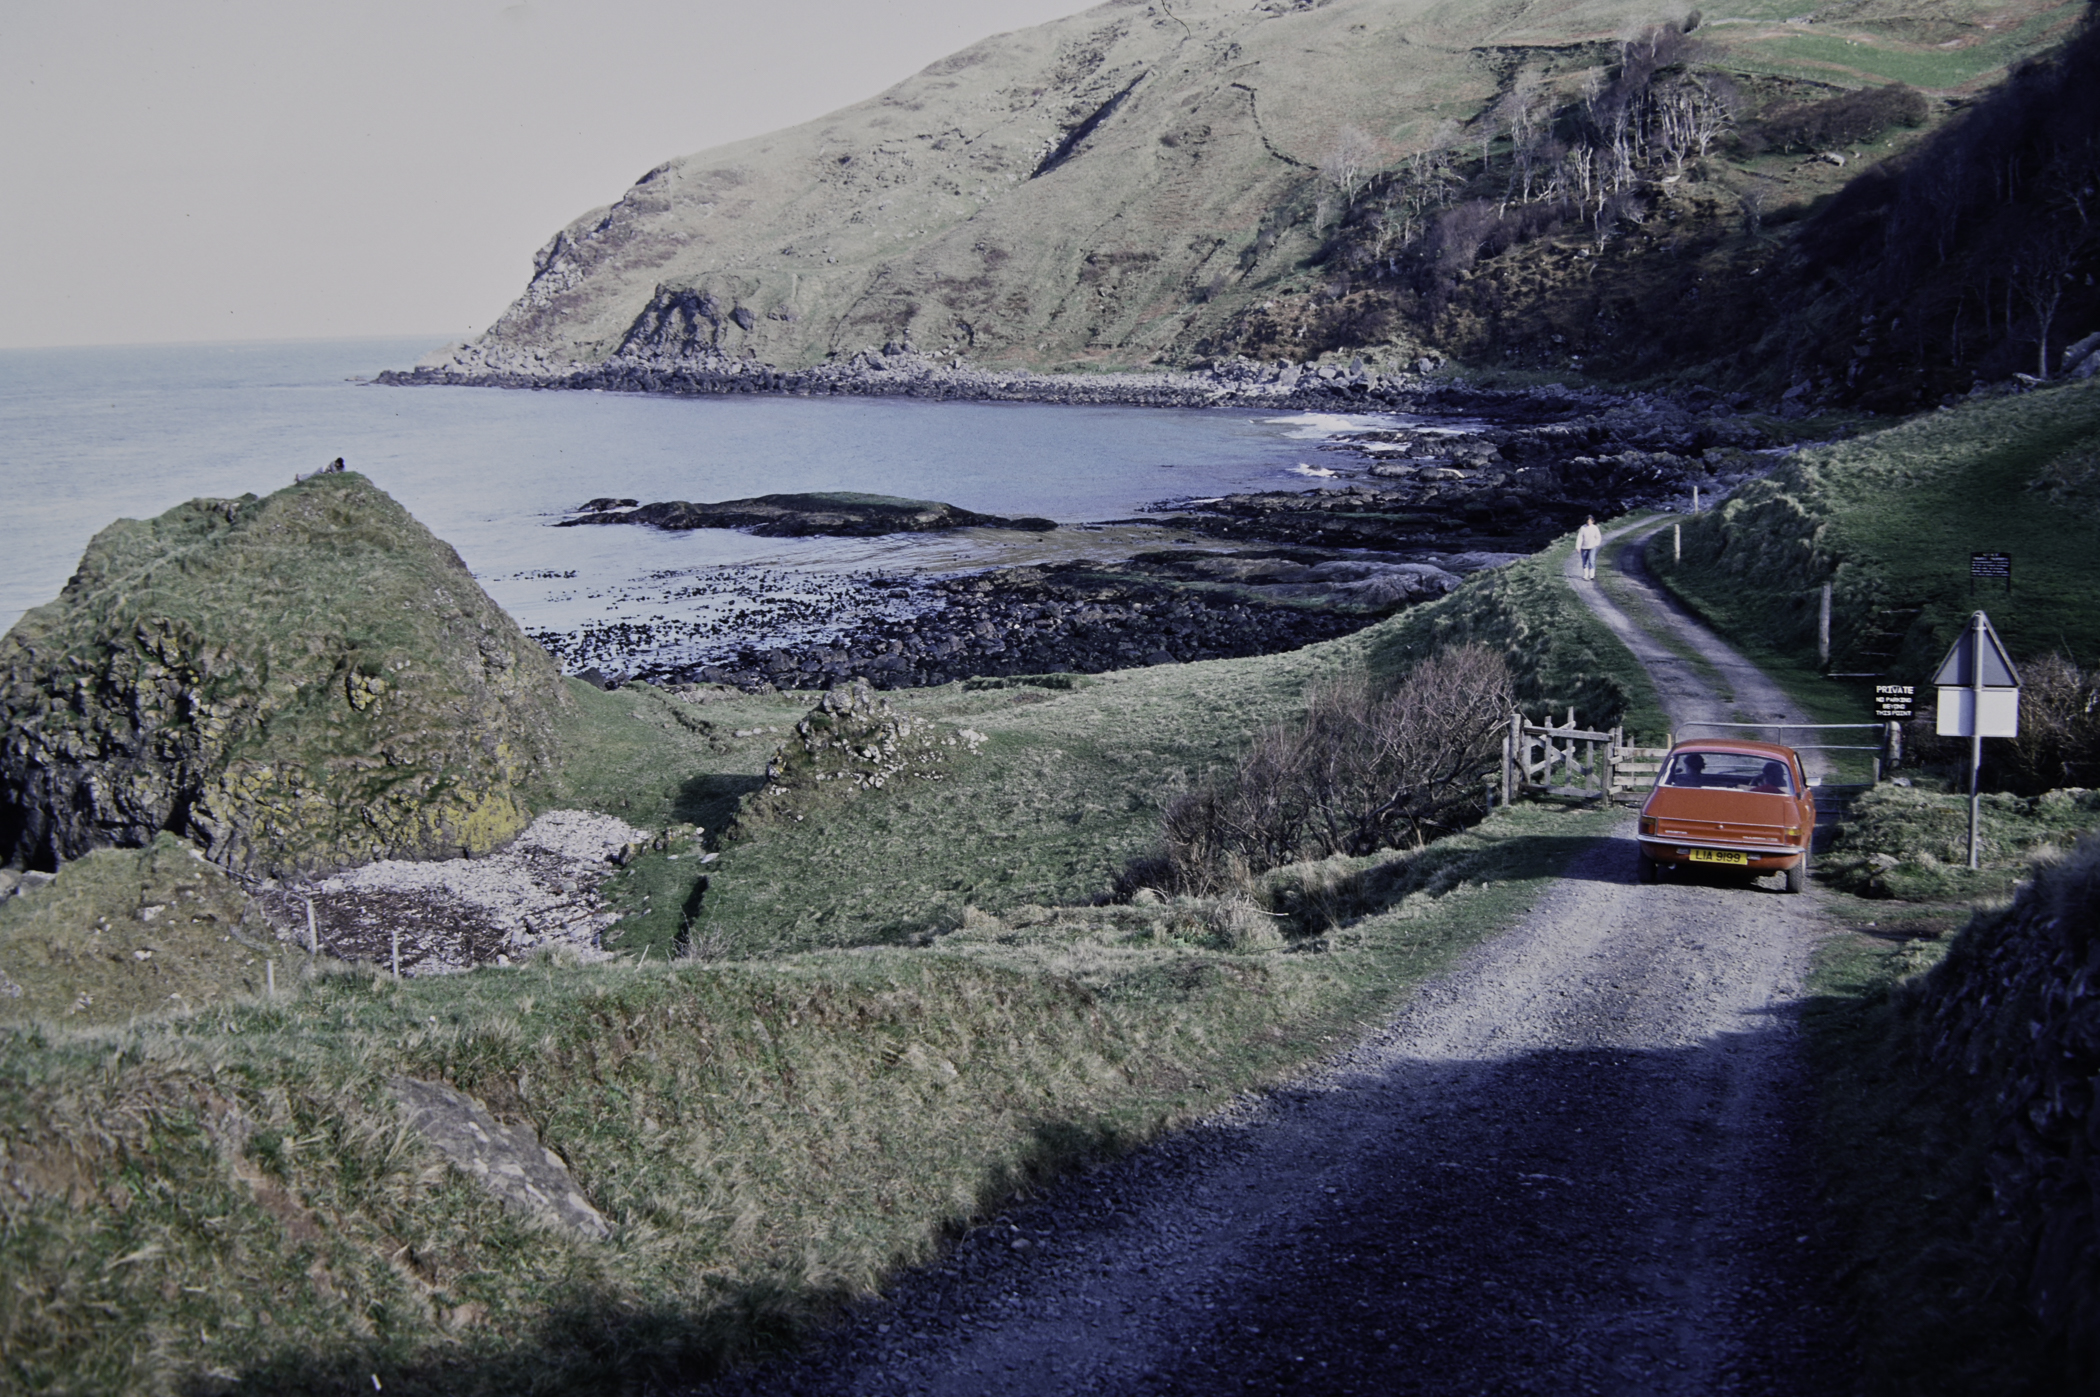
<box><xmin>1656</xmin><ymin>380</ymin><xmax>2100</xmax><ymax>680</ymax></box>
<box><xmin>420</xmin><ymin>0</ymin><xmax>2086</xmax><ymax>385</ymax></box>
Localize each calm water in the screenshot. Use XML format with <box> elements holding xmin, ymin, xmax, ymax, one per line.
<box><xmin>0</xmin><ymin>338</ymin><xmax>1432</xmax><ymax>669</ymax></box>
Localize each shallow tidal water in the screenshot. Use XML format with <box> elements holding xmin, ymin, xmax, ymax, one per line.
<box><xmin>0</xmin><ymin>339</ymin><xmax>1453</xmax><ymax>669</ymax></box>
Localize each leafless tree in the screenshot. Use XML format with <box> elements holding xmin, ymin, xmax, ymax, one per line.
<box><xmin>1739</xmin><ymin>182</ymin><xmax>1769</xmax><ymax>237</ymax></box>
<box><xmin>1320</xmin><ymin>124</ymin><xmax>1382</xmax><ymax>206</ymax></box>
<box><xmin>1157</xmin><ymin>646</ymin><xmax>1519</xmax><ymax>890</ymax></box>
<box><xmin>2012</xmin><ymin>228</ymin><xmax>2077</xmax><ymax>375</ymax></box>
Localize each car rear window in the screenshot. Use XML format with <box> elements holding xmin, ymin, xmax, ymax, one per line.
<box><xmin>1662</xmin><ymin>750</ymin><xmax>1795</xmax><ymax>794</ymax></box>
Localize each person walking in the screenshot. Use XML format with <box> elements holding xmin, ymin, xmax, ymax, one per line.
<box><xmin>1576</xmin><ymin>516</ymin><xmax>1603</xmax><ymax>581</ymax></box>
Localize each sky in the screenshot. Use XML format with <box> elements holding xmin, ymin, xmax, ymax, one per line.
<box><xmin>0</xmin><ymin>1</ymin><xmax>1098</xmax><ymax>350</ymax></box>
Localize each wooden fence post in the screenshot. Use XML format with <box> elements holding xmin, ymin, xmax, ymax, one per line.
<box><xmin>1501</xmin><ymin>725</ymin><xmax>1514</xmax><ymax>807</ymax></box>
<box><xmin>1818</xmin><ymin>582</ymin><xmax>1832</xmax><ymax>664</ymax></box>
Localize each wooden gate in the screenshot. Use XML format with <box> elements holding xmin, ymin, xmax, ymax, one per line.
<box><xmin>1499</xmin><ymin>709</ymin><xmax>1669</xmax><ymax>805</ymax></box>
<box><xmin>1610</xmin><ymin>741</ymin><xmax>1670</xmax><ymax>797</ymax></box>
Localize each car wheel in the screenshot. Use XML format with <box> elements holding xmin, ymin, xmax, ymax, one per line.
<box><xmin>1637</xmin><ymin>854</ymin><xmax>1657</xmax><ymax>884</ymax></box>
<box><xmin>1784</xmin><ymin>850</ymin><xmax>1809</xmax><ymax>894</ymax></box>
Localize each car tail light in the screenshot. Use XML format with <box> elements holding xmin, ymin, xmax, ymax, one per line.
<box><xmin>1639</xmin><ymin>816</ymin><xmax>1655</xmax><ymax>835</ymax></box>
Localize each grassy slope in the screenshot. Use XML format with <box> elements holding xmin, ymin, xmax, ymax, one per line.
<box><xmin>0</xmin><ymin>807</ymin><xmax>1620</xmax><ymax>1396</ymax></box>
<box><xmin>653</xmin><ymin>535</ymin><xmax>1663</xmax><ymax>961</ymax></box>
<box><xmin>1798</xmin><ymin>909</ymin><xmax>2044</xmax><ymax>1397</ymax></box>
<box><xmin>1653</xmin><ymin>380</ymin><xmax>2100</xmax><ymax>683</ymax></box>
<box><xmin>0</xmin><ymin>529</ymin><xmax>1659</xmax><ymax>1394</ymax></box>
<box><xmin>461</xmin><ymin>0</ymin><xmax>2084</xmax><ymax>376</ymax></box>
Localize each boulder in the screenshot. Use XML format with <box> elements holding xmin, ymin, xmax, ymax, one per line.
<box><xmin>0</xmin><ymin>473</ymin><xmax>572</xmax><ymax>876</ymax></box>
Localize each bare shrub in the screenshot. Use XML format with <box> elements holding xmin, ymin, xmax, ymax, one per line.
<box><xmin>1741</xmin><ymin>83</ymin><xmax>1927</xmax><ymax>156</ymax></box>
<box><xmin>1905</xmin><ymin>652</ymin><xmax>2100</xmax><ymax>795</ymax></box>
<box><xmin>1157</xmin><ymin>645</ymin><xmax>1516</xmax><ymax>893</ymax></box>
<box><xmin>2008</xmin><ymin>654</ymin><xmax>2100</xmax><ymax>792</ymax></box>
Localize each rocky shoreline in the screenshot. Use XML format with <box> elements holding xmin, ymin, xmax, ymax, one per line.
<box><xmin>629</xmin><ymin>554</ymin><xmax>1431</xmax><ymax>694</ymax></box>
<box><xmin>377</xmin><ymin>341</ymin><xmax>1449</xmax><ymax>410</ymax></box>
<box><xmin>561</xmin><ymin>491</ymin><xmax>1057</xmax><ymax>537</ymax></box>
<box><xmin>393</xmin><ymin>349</ymin><xmax>1798</xmax><ymax>695</ymax></box>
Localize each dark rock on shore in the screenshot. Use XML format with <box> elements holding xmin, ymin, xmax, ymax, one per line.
<box><xmin>648</xmin><ymin>556</ymin><xmax>1402</xmax><ymax>694</ymax></box>
<box><xmin>561</xmin><ymin>491</ymin><xmax>1056</xmax><ymax>537</ymax></box>
<box><xmin>1152</xmin><ymin>408</ymin><xmax>1772</xmax><ymax>556</ymax></box>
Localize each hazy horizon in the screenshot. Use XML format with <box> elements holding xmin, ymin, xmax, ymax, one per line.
<box><xmin>0</xmin><ymin>1</ymin><xmax>1096</xmax><ymax>352</ymax></box>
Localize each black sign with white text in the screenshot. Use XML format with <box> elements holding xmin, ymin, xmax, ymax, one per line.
<box><xmin>1874</xmin><ymin>684</ymin><xmax>1917</xmax><ymax>720</ymax></box>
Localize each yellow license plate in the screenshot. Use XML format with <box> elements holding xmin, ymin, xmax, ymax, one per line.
<box><xmin>1688</xmin><ymin>848</ymin><xmax>1749</xmax><ymax>866</ymax></box>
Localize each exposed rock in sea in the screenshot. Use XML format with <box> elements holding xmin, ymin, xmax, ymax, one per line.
<box><xmin>0</xmin><ymin>473</ymin><xmax>573</xmax><ymax>876</ymax></box>
<box><xmin>562</xmin><ymin>491</ymin><xmax>1056</xmax><ymax>537</ymax></box>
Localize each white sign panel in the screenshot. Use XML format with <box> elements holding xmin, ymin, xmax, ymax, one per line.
<box><xmin>1936</xmin><ymin>687</ymin><xmax>2020</xmax><ymax>738</ymax></box>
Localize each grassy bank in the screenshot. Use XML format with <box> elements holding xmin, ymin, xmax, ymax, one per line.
<box><xmin>599</xmin><ymin>536</ymin><xmax>1664</xmax><ymax>962</ymax></box>
<box><xmin>1363</xmin><ymin>535</ymin><xmax>1668</xmax><ymax>745</ymax></box>
<box><xmin>1806</xmin><ymin>832</ymin><xmax>2100</xmax><ymax>1396</ymax></box>
<box><xmin>1651</xmin><ymin>381</ymin><xmax>2100</xmax><ymax>687</ymax></box>
<box><xmin>1801</xmin><ymin>904</ymin><xmax>2039</xmax><ymax>1396</ymax></box>
<box><xmin>1</xmin><ymin>804</ymin><xmax>1618</xmax><ymax>1395</ymax></box>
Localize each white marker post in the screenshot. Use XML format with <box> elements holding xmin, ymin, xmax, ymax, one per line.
<box><xmin>1933</xmin><ymin>611</ymin><xmax>2020</xmax><ymax>869</ymax></box>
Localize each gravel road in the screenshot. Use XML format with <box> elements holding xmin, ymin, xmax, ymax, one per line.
<box><xmin>702</xmin><ymin>519</ymin><xmax>1853</xmax><ymax>1396</ymax></box>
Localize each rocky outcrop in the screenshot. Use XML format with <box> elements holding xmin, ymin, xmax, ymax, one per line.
<box><xmin>1903</xmin><ymin>836</ymin><xmax>2100</xmax><ymax>1384</ymax></box>
<box><xmin>561</xmin><ymin>491</ymin><xmax>1056</xmax><ymax>537</ymax></box>
<box><xmin>0</xmin><ymin>473</ymin><xmax>573</xmax><ymax>877</ymax></box>
<box><xmin>734</xmin><ymin>681</ymin><xmax>987</xmax><ymax>831</ymax></box>
<box><xmin>391</xmin><ymin>1077</ymin><xmax>612</xmax><ymax>1240</ymax></box>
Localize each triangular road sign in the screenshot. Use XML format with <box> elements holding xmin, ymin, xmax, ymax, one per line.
<box><xmin>1932</xmin><ymin>612</ymin><xmax>2020</xmax><ymax>688</ymax></box>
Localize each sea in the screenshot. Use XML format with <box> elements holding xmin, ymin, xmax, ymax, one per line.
<box><xmin>0</xmin><ymin>337</ymin><xmax>1445</xmax><ymax>672</ymax></box>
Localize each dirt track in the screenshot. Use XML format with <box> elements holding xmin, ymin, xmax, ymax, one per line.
<box><xmin>703</xmin><ymin>520</ymin><xmax>1853</xmax><ymax>1395</ymax></box>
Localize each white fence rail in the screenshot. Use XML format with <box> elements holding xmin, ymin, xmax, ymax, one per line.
<box><xmin>1499</xmin><ymin>714</ymin><xmax>1906</xmax><ymax>804</ymax></box>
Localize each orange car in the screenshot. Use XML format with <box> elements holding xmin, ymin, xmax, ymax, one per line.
<box><xmin>1636</xmin><ymin>739</ymin><xmax>1816</xmax><ymax>892</ymax></box>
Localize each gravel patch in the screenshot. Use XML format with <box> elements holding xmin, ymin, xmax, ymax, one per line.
<box><xmin>281</xmin><ymin>810</ymin><xmax>649</xmax><ymax>975</ymax></box>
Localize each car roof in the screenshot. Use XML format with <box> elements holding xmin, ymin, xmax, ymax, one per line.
<box><xmin>1668</xmin><ymin>738</ymin><xmax>1801</xmax><ymax>761</ymax></box>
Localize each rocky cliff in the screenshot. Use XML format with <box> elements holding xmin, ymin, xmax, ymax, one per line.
<box><xmin>411</xmin><ymin>0</ymin><xmax>2082</xmax><ymax>391</ymax></box>
<box><xmin>1900</xmin><ymin>835</ymin><xmax>2100</xmax><ymax>1386</ymax></box>
<box><xmin>0</xmin><ymin>473</ymin><xmax>572</xmax><ymax>877</ymax></box>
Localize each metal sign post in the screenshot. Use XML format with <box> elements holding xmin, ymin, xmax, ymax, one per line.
<box><xmin>1932</xmin><ymin>611</ymin><xmax>2020</xmax><ymax>869</ymax></box>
